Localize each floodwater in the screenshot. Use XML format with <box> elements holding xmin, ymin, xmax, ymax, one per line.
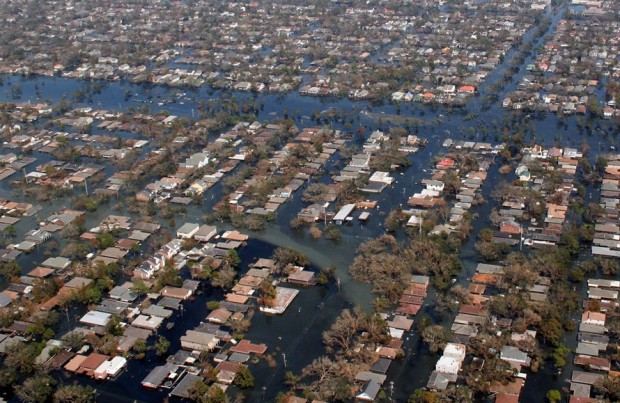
<box><xmin>0</xmin><ymin>4</ymin><xmax>616</xmax><ymax>400</ymax></box>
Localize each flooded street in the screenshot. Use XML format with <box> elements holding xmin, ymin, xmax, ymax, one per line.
<box><xmin>0</xmin><ymin>2</ymin><xmax>617</xmax><ymax>399</ymax></box>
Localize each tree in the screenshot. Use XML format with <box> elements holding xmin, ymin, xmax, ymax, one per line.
<box><xmin>211</xmin><ymin>262</ymin><xmax>237</xmax><ymax>289</ymax></box>
<box><xmin>324</xmin><ymin>225</ymin><xmax>341</xmax><ymax>242</ymax></box>
<box><xmin>0</xmin><ymin>261</ymin><xmax>21</xmax><ymax>279</ymax></box>
<box><xmin>322</xmin><ymin>308</ymin><xmax>361</xmax><ymax>354</ymax></box>
<box><xmin>258</xmin><ymin>279</ymin><xmax>277</xmax><ymax>307</ymax></box>
<box><xmin>272</xmin><ymin>247</ymin><xmax>309</xmax><ymax>273</ymax></box>
<box><xmin>96</xmin><ymin>232</ymin><xmax>115</xmax><ymax>249</ymax></box>
<box><xmin>301</xmin><ymin>356</ymin><xmax>338</xmax><ymax>385</ymax></box>
<box><xmin>53</xmin><ymin>385</ymin><xmax>96</xmax><ymax>403</ymax></box>
<box><xmin>290</xmin><ymin>218</ymin><xmax>306</xmax><ymax>230</ymax></box>
<box><xmin>133</xmin><ymin>339</ymin><xmax>147</xmax><ymax>359</ymax></box>
<box><xmin>539</xmin><ymin>317</ymin><xmax>563</xmax><ymax>347</ymax></box>
<box><xmin>384</xmin><ymin>208</ymin><xmax>406</xmax><ymax>232</ymax></box>
<box><xmin>302</xmin><ymin>183</ymin><xmax>329</xmax><ymax>204</ymax></box>
<box><xmin>155</xmin><ymin>336</ymin><xmax>170</xmax><ymax>357</ymax></box>
<box><xmin>62</xmin><ymin>331</ymin><xmax>86</xmax><ymax>350</ymax></box>
<box><xmin>409</xmin><ymin>389</ymin><xmax>437</xmax><ymax>403</ymax></box>
<box><xmin>157</xmin><ymin>267</ymin><xmax>183</xmax><ymax>288</ymax></box>
<box><xmin>595</xmin><ymin>376</ymin><xmax>620</xmax><ymax>402</ymax></box>
<box><xmin>546</xmin><ymin>389</ymin><xmax>561</xmax><ymax>403</ymax></box>
<box><xmin>551</xmin><ymin>344</ymin><xmax>570</xmax><ymax>369</ymax></box>
<box><xmin>130</xmin><ymin>279</ymin><xmax>150</xmax><ymax>297</ymax></box>
<box><xmin>187</xmin><ymin>379</ymin><xmax>210</xmax><ymax>402</ymax></box>
<box><xmin>475</xmin><ymin>240</ymin><xmax>510</xmax><ymax>261</ymax></box>
<box><xmin>421</xmin><ymin>325</ymin><xmax>452</xmax><ymax>353</ymax></box>
<box><xmin>284</xmin><ymin>370</ymin><xmax>300</xmax><ymax>389</ymax></box>
<box><xmin>225</xmin><ymin>249</ymin><xmax>241</xmax><ymax>267</ymax></box>
<box><xmin>235</xmin><ymin>366</ymin><xmax>255</xmax><ymax>388</ymax></box>
<box><xmin>15</xmin><ymin>375</ymin><xmax>56</xmax><ymax>403</ymax></box>
<box><xmin>0</xmin><ymin>368</ymin><xmax>18</xmax><ymax>389</ymax></box>
<box><xmin>61</xmin><ymin>241</ymin><xmax>91</xmax><ymax>260</ymax></box>
<box><xmin>4</xmin><ymin>342</ymin><xmax>38</xmax><ymax>375</ymax></box>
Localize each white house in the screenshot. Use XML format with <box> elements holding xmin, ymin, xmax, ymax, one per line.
<box><xmin>443</xmin><ymin>343</ymin><xmax>466</xmax><ymax>361</ymax></box>
<box><xmin>194</xmin><ymin>225</ymin><xmax>217</xmax><ymax>242</ymax></box>
<box><xmin>500</xmin><ymin>346</ymin><xmax>530</xmax><ymax>366</ymax></box>
<box><xmin>369</xmin><ymin>171</ymin><xmax>395</xmax><ymax>185</ymax></box>
<box><xmin>425</xmin><ymin>180</ymin><xmax>445</xmax><ymax>192</ymax></box>
<box><xmin>435</xmin><ymin>356</ymin><xmax>461</xmax><ymax>375</ymax></box>
<box><xmin>177</xmin><ymin>223</ymin><xmax>200</xmax><ymax>239</ymax></box>
<box><xmin>180</xmin><ymin>152</ymin><xmax>209</xmax><ymax>169</ymax></box>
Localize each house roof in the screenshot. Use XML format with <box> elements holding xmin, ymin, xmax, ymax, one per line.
<box><xmin>78</xmin><ymin>353</ymin><xmax>110</xmax><ymax>372</ymax></box>
<box><xmin>160</xmin><ymin>286</ymin><xmax>192</xmax><ymax>299</ymax></box>
<box><xmin>495</xmin><ymin>393</ymin><xmax>520</xmax><ymax>403</ymax></box>
<box><xmin>355</xmin><ymin>371</ymin><xmax>387</xmax><ymax>385</ymax></box>
<box><xmin>356</xmin><ymin>381</ymin><xmax>380</xmax><ymax>401</ymax></box>
<box><xmin>142</xmin><ymin>364</ymin><xmax>178</xmax><ymax>388</ymax></box>
<box><xmin>229</xmin><ymin>339</ymin><xmax>267</xmax><ymax>355</ymax></box>
<box><xmin>427</xmin><ymin>371</ymin><xmax>457</xmax><ymax>390</ymax></box>
<box><xmin>27</xmin><ymin>267</ymin><xmax>55</xmax><ymax>278</ymax></box>
<box><xmin>387</xmin><ymin>315</ymin><xmax>413</xmax><ymax>331</ymax></box>
<box><xmin>582</xmin><ymin>311</ymin><xmax>606</xmax><ymax>323</ymax></box>
<box><xmin>65</xmin><ymin>277</ymin><xmax>94</xmax><ymax>290</ymax></box>
<box><xmin>207</xmin><ymin>308</ymin><xmax>232</xmax><ymax>324</ymax></box>
<box><xmin>79</xmin><ymin>311</ymin><xmax>111</xmax><ymax>327</ymax></box>
<box><xmin>170</xmin><ymin>373</ymin><xmax>202</xmax><ymax>399</ymax></box>
<box><xmin>42</xmin><ymin>256</ymin><xmax>71</xmax><ymax>269</ymax></box>
<box><xmin>571</xmin><ymin>370</ymin><xmax>604</xmax><ymax>385</ymax></box>
<box><xmin>370</xmin><ymin>358</ymin><xmax>391</xmax><ymax>374</ymax></box>
<box><xmin>64</xmin><ymin>354</ymin><xmax>88</xmax><ymax>372</ymax></box>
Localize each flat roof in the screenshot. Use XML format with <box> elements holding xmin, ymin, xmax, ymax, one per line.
<box><xmin>132</xmin><ymin>315</ymin><xmax>163</xmax><ymax>330</ymax></box>
<box><xmin>333</xmin><ymin>203</ymin><xmax>356</xmax><ymax>221</ymax></box>
<box><xmin>79</xmin><ymin>311</ymin><xmax>111</xmax><ymax>327</ymax></box>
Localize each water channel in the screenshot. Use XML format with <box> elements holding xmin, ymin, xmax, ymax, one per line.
<box><xmin>0</xmin><ymin>3</ymin><xmax>616</xmax><ymax>401</ymax></box>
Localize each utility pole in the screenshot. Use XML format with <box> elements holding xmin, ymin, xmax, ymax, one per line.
<box><xmin>419</xmin><ymin>210</ymin><xmax>422</xmax><ymax>236</ymax></box>
<box><xmin>282</xmin><ymin>353</ymin><xmax>287</xmax><ymax>368</ymax></box>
